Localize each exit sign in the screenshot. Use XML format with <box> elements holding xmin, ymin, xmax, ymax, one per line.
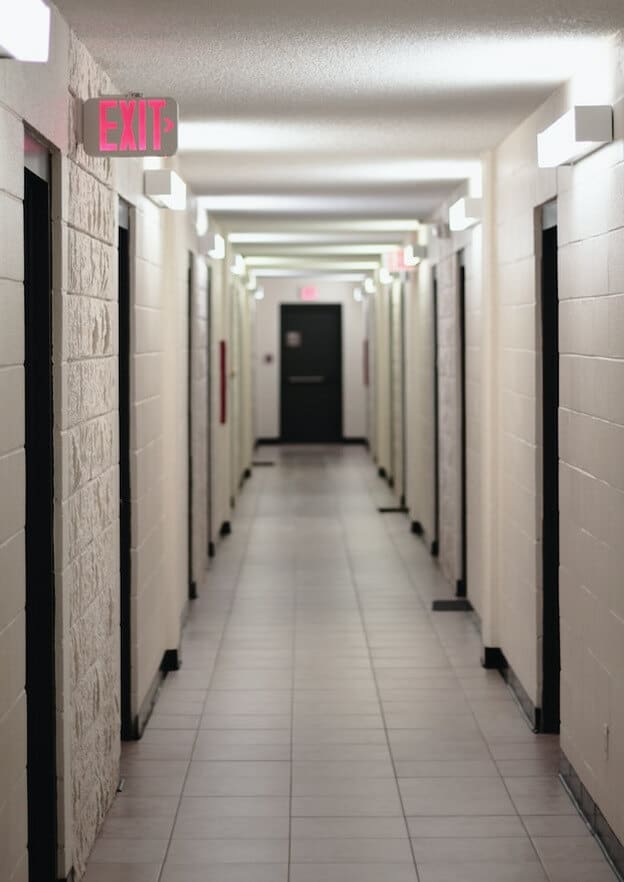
<box><xmin>300</xmin><ymin>286</ymin><xmax>318</xmax><ymax>301</ymax></box>
<box><xmin>82</xmin><ymin>96</ymin><xmax>179</xmax><ymax>157</ymax></box>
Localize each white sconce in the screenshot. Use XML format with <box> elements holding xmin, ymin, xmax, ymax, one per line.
<box><xmin>144</xmin><ymin>169</ymin><xmax>187</xmax><ymax>210</ymax></box>
<box><xmin>195</xmin><ymin>204</ymin><xmax>209</xmax><ymax>236</ymax></box>
<box><xmin>200</xmin><ymin>231</ymin><xmax>225</xmax><ymax>260</ymax></box>
<box><xmin>246</xmin><ymin>272</ymin><xmax>257</xmax><ymax>291</ymax></box>
<box><xmin>379</xmin><ymin>268</ymin><xmax>393</xmax><ymax>285</ymax></box>
<box><xmin>364</xmin><ymin>277</ymin><xmax>376</xmax><ymax>294</ymax></box>
<box><xmin>0</xmin><ymin>0</ymin><xmax>50</xmax><ymax>62</ymax></box>
<box><xmin>231</xmin><ymin>253</ymin><xmax>246</xmax><ymax>276</ymax></box>
<box><xmin>353</xmin><ymin>287</ymin><xmax>363</xmax><ymax>302</ymax></box>
<box><xmin>537</xmin><ymin>106</ymin><xmax>613</xmax><ymax>168</ymax></box>
<box><xmin>430</xmin><ymin>222</ymin><xmax>450</xmax><ymax>240</ymax></box>
<box><xmin>254</xmin><ymin>287</ymin><xmax>265</xmax><ymax>301</ymax></box>
<box><xmin>403</xmin><ymin>244</ymin><xmax>427</xmax><ymax>266</ymax></box>
<box><xmin>449</xmin><ymin>197</ymin><xmax>482</xmax><ymax>232</ymax></box>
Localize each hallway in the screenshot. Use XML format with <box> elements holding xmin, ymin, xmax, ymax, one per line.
<box><xmin>84</xmin><ymin>447</ymin><xmax>615</xmax><ymax>882</ymax></box>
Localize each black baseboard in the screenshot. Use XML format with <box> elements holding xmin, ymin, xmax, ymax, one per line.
<box><xmin>411</xmin><ymin>521</ymin><xmax>423</xmax><ymax>535</ymax></box>
<box><xmin>482</xmin><ymin>646</ymin><xmax>507</xmax><ymax>670</ymax></box>
<box><xmin>220</xmin><ymin>521</ymin><xmax>232</xmax><ymax>537</ymax></box>
<box><xmin>208</xmin><ymin>540</ymin><xmax>215</xmax><ymax>558</ymax></box>
<box><xmin>252</xmin><ymin>460</ymin><xmax>276</xmax><ymax>467</ymax></box>
<box><xmin>189</xmin><ymin>580</ymin><xmax>198</xmax><ymax>600</ymax></box>
<box><xmin>161</xmin><ymin>648</ymin><xmax>181</xmax><ymax>673</ymax></box>
<box><xmin>561</xmin><ymin>753</ymin><xmax>624</xmax><ymax>880</ymax></box>
<box><xmin>256</xmin><ymin>437</ymin><xmax>368</xmax><ymax>446</ymax></box>
<box><xmin>505</xmin><ymin>662</ymin><xmax>540</xmax><ymax>731</ymax></box>
<box><xmin>378</xmin><ymin>506</ymin><xmax>408</xmax><ymax>514</ymax></box>
<box><xmin>243</xmin><ymin>468</ymin><xmax>252</xmax><ymax>479</ymax></box>
<box><xmin>431</xmin><ymin>539</ymin><xmax>439</xmax><ymax>557</ymax></box>
<box><xmin>134</xmin><ymin>663</ymin><xmax>164</xmax><ymax>738</ymax></box>
<box><xmin>432</xmin><ymin>598</ymin><xmax>473</xmax><ymax>611</ymax></box>
<box><xmin>378</xmin><ymin>467</ymin><xmax>387</xmax><ymax>479</ymax></box>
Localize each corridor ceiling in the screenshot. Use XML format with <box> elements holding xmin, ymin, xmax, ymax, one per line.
<box><xmin>55</xmin><ymin>0</ymin><xmax>624</xmax><ymax>271</ymax></box>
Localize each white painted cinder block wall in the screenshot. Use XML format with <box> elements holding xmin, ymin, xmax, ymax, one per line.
<box><xmin>0</xmin><ymin>8</ymin><xmax>234</xmax><ymax>878</ymax></box>
<box><xmin>405</xmin><ymin>34</ymin><xmax>624</xmax><ymax>845</ymax></box>
<box><xmin>253</xmin><ymin>279</ymin><xmax>367</xmax><ymax>440</ymax></box>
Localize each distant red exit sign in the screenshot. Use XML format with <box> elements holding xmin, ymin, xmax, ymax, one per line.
<box><xmin>82</xmin><ymin>96</ymin><xmax>179</xmax><ymax>157</ymax></box>
<box><xmin>300</xmin><ymin>286</ymin><xmax>318</xmax><ymax>301</ymax></box>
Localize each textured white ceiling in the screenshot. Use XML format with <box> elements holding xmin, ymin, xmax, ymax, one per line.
<box><xmin>55</xmin><ymin>0</ymin><xmax>622</xmax><ymax>238</ymax></box>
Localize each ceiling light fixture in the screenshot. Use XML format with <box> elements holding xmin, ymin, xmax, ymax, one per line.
<box><xmin>0</xmin><ymin>0</ymin><xmax>50</xmax><ymax>62</ymax></box>
<box><xmin>537</xmin><ymin>105</ymin><xmax>613</xmax><ymax>168</ymax></box>
<box><xmin>449</xmin><ymin>197</ymin><xmax>482</xmax><ymax>232</ymax></box>
<box><xmin>144</xmin><ymin>169</ymin><xmax>187</xmax><ymax>210</ymax></box>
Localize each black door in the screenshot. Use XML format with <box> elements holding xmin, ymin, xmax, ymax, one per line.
<box><xmin>118</xmin><ymin>201</ymin><xmax>134</xmax><ymax>739</ymax></box>
<box><xmin>280</xmin><ymin>304</ymin><xmax>342</xmax><ymax>442</ymax></box>
<box><xmin>541</xmin><ymin>203</ymin><xmax>560</xmax><ymax>733</ymax></box>
<box><xmin>432</xmin><ymin>269</ymin><xmax>440</xmax><ymax>558</ymax></box>
<box><xmin>24</xmin><ymin>160</ymin><xmax>57</xmax><ymax>880</ymax></box>
<box><xmin>457</xmin><ymin>252</ymin><xmax>468</xmax><ymax>598</ymax></box>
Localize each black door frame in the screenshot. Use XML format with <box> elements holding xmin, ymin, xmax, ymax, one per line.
<box><xmin>187</xmin><ymin>254</ymin><xmax>197</xmax><ymax>598</ymax></box>
<box><xmin>279</xmin><ymin>303</ymin><xmax>343</xmax><ymax>442</ymax></box>
<box><xmin>118</xmin><ymin>200</ymin><xmax>134</xmax><ymax>740</ymax></box>
<box><xmin>432</xmin><ymin>268</ymin><xmax>440</xmax><ymax>557</ymax></box>
<box><xmin>24</xmin><ymin>146</ymin><xmax>57</xmax><ymax>882</ymax></box>
<box><xmin>457</xmin><ymin>251</ymin><xmax>468</xmax><ymax>598</ymax></box>
<box><xmin>540</xmin><ymin>202</ymin><xmax>560</xmax><ymax>733</ymax></box>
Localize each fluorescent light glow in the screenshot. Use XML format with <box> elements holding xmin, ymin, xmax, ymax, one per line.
<box><xmin>403</xmin><ymin>244</ymin><xmax>427</xmax><ymax>266</ymax></box>
<box><xmin>254</xmin><ymin>287</ymin><xmax>265</xmax><ymax>300</ymax></box>
<box><xmin>144</xmin><ymin>169</ymin><xmax>187</xmax><ymax>210</ymax></box>
<box><xmin>379</xmin><ymin>268</ymin><xmax>393</xmax><ymax>285</ymax></box>
<box><xmin>195</xmin><ymin>205</ymin><xmax>209</xmax><ymax>237</ymax></box>
<box><xmin>364</xmin><ymin>278</ymin><xmax>376</xmax><ymax>294</ymax></box>
<box><xmin>537</xmin><ymin>106</ymin><xmax>613</xmax><ymax>168</ymax></box>
<box><xmin>353</xmin><ymin>288</ymin><xmax>363</xmax><ymax>302</ymax></box>
<box><xmin>246</xmin><ymin>273</ymin><xmax>257</xmax><ymax>291</ymax></box>
<box><xmin>449</xmin><ymin>197</ymin><xmax>482</xmax><ymax>232</ymax></box>
<box><xmin>231</xmin><ymin>253</ymin><xmax>246</xmax><ymax>276</ymax></box>
<box><xmin>0</xmin><ymin>0</ymin><xmax>50</xmax><ymax>62</ymax></box>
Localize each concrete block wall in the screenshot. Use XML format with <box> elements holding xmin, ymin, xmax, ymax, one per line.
<box><xmin>0</xmin><ymin>12</ymin><xmax>241</xmax><ymax>879</ymax></box>
<box><xmin>190</xmin><ymin>255</ymin><xmax>210</xmax><ymax>588</ymax></box>
<box><xmin>0</xmin><ymin>105</ymin><xmax>28</xmax><ymax>882</ymax></box>
<box><xmin>390</xmin><ymin>278</ymin><xmax>405</xmax><ymax>500</ymax></box>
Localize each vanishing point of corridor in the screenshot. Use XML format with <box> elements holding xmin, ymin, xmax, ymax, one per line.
<box><xmin>85</xmin><ymin>448</ymin><xmax>615</xmax><ymax>882</ymax></box>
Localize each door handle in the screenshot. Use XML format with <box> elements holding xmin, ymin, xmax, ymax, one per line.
<box><xmin>288</xmin><ymin>375</ymin><xmax>325</xmax><ymax>384</ymax></box>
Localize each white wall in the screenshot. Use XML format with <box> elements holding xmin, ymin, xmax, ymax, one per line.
<box><xmin>253</xmin><ymin>278</ymin><xmax>367</xmax><ymax>440</ymax></box>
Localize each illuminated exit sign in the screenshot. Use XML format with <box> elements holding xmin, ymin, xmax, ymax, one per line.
<box><xmin>300</xmin><ymin>286</ymin><xmax>318</xmax><ymax>301</ymax></box>
<box><xmin>82</xmin><ymin>96</ymin><xmax>179</xmax><ymax>157</ymax></box>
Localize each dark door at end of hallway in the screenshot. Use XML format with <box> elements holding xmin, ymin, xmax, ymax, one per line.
<box><xmin>280</xmin><ymin>304</ymin><xmax>342</xmax><ymax>442</ymax></box>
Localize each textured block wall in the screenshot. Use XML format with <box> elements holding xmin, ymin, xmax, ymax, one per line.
<box><xmin>0</xmin><ymin>105</ymin><xmax>28</xmax><ymax>882</ymax></box>
<box><xmin>61</xmin><ymin>34</ymin><xmax>121</xmax><ymax>878</ymax></box>
<box><xmin>191</xmin><ymin>256</ymin><xmax>209</xmax><ymax>588</ymax></box>
<box><xmin>390</xmin><ymin>279</ymin><xmax>405</xmax><ymax>499</ymax></box>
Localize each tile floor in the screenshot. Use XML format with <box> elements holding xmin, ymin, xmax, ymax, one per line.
<box><xmin>84</xmin><ymin>446</ymin><xmax>619</xmax><ymax>882</ymax></box>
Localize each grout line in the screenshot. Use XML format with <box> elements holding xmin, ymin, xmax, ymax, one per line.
<box><xmin>338</xmin><ymin>453</ymin><xmax>422</xmax><ymax>882</ymax></box>
<box><xmin>154</xmin><ymin>468</ymin><xmax>267</xmax><ymax>882</ymax></box>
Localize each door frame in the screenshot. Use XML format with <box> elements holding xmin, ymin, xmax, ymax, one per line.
<box><xmin>279</xmin><ymin>303</ymin><xmax>343</xmax><ymax>442</ymax></box>
<box><xmin>457</xmin><ymin>250</ymin><xmax>468</xmax><ymax>598</ymax></box>
<box><xmin>118</xmin><ymin>198</ymin><xmax>135</xmax><ymax>739</ymax></box>
<box><xmin>539</xmin><ymin>200</ymin><xmax>560</xmax><ymax>733</ymax></box>
<box><xmin>24</xmin><ymin>139</ymin><xmax>58</xmax><ymax>882</ymax></box>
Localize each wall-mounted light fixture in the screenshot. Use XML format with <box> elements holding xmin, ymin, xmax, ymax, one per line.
<box><xmin>246</xmin><ymin>273</ymin><xmax>257</xmax><ymax>291</ymax></box>
<box><xmin>195</xmin><ymin>204</ymin><xmax>209</xmax><ymax>237</ymax></box>
<box><xmin>537</xmin><ymin>105</ymin><xmax>613</xmax><ymax>168</ymax></box>
<box><xmin>231</xmin><ymin>253</ymin><xmax>246</xmax><ymax>276</ymax></box>
<box><xmin>353</xmin><ymin>287</ymin><xmax>363</xmax><ymax>302</ymax></box>
<box><xmin>429</xmin><ymin>222</ymin><xmax>450</xmax><ymax>240</ymax></box>
<box><xmin>144</xmin><ymin>169</ymin><xmax>187</xmax><ymax>210</ymax></box>
<box><xmin>254</xmin><ymin>287</ymin><xmax>265</xmax><ymax>301</ymax></box>
<box><xmin>0</xmin><ymin>0</ymin><xmax>50</xmax><ymax>62</ymax></box>
<box><xmin>449</xmin><ymin>197</ymin><xmax>482</xmax><ymax>232</ymax></box>
<box><xmin>403</xmin><ymin>244</ymin><xmax>427</xmax><ymax>266</ymax></box>
<box><xmin>379</xmin><ymin>268</ymin><xmax>393</xmax><ymax>285</ymax></box>
<box><xmin>201</xmin><ymin>232</ymin><xmax>225</xmax><ymax>260</ymax></box>
<box><xmin>364</xmin><ymin>277</ymin><xmax>376</xmax><ymax>294</ymax></box>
